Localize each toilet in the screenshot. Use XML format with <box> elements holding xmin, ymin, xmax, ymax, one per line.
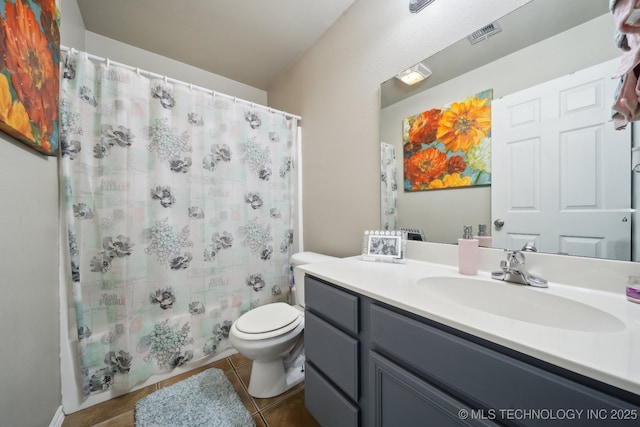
<box><xmin>229</xmin><ymin>251</ymin><xmax>337</xmax><ymax>398</ymax></box>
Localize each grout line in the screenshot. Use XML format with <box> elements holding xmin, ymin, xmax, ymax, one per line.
<box><xmin>232</xmin><ymin>369</ymin><xmax>259</xmax><ymax>416</ymax></box>
<box><xmin>230</xmin><ymin>360</ymin><xmax>276</xmax><ymax>418</ymax></box>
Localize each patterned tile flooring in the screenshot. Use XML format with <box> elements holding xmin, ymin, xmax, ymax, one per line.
<box><xmin>61</xmin><ymin>353</ymin><xmax>320</xmax><ymax>427</ymax></box>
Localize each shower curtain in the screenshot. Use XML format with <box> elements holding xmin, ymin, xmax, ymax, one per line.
<box><xmin>59</xmin><ymin>50</ymin><xmax>298</xmax><ymax>396</ymax></box>
<box><xmin>381</xmin><ymin>142</ymin><xmax>398</xmax><ymax>230</ymax></box>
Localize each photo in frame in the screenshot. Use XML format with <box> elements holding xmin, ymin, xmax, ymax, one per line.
<box><xmin>0</xmin><ymin>0</ymin><xmax>60</xmax><ymax>156</ymax></box>
<box><xmin>362</xmin><ymin>230</ymin><xmax>406</xmax><ymax>263</ymax></box>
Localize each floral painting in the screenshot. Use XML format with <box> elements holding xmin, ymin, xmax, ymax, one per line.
<box><xmin>0</xmin><ymin>0</ymin><xmax>60</xmax><ymax>156</ymax></box>
<box><xmin>403</xmin><ymin>89</ymin><xmax>492</xmax><ymax>191</ymax></box>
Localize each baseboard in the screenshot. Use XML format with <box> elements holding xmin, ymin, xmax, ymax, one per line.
<box><xmin>49</xmin><ymin>406</ymin><xmax>64</xmax><ymax>427</ymax></box>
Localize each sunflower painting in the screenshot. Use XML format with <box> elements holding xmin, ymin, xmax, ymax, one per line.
<box><xmin>403</xmin><ymin>89</ymin><xmax>492</xmax><ymax>192</ymax></box>
<box><xmin>0</xmin><ymin>0</ymin><xmax>60</xmax><ymax>156</ymax></box>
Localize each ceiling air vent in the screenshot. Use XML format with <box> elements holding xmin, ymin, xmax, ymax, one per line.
<box><xmin>409</xmin><ymin>0</ymin><xmax>436</xmax><ymax>13</ymax></box>
<box><xmin>467</xmin><ymin>22</ymin><xmax>502</xmax><ymax>44</ymax></box>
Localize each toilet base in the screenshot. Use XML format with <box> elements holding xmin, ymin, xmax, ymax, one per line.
<box><xmin>247</xmin><ymin>358</ymin><xmax>302</xmax><ymax>398</ymax></box>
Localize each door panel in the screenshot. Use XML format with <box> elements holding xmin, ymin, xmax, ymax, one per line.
<box><xmin>492</xmin><ymin>58</ymin><xmax>632</xmax><ymax>260</ymax></box>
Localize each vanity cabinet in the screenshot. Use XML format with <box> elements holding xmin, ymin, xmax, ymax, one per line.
<box><xmin>304</xmin><ymin>274</ymin><xmax>640</xmax><ymax>427</ymax></box>
<box><xmin>304</xmin><ymin>275</ymin><xmax>360</xmax><ymax>427</ymax></box>
<box><xmin>369</xmin><ymin>351</ymin><xmax>497</xmax><ymax>426</ymax></box>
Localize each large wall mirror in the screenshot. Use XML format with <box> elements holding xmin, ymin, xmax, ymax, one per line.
<box><xmin>380</xmin><ymin>0</ymin><xmax>638</xmax><ymax>261</ymax></box>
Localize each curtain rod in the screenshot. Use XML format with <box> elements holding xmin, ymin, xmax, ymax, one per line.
<box><xmin>60</xmin><ymin>45</ymin><xmax>301</xmax><ymax>121</ymax></box>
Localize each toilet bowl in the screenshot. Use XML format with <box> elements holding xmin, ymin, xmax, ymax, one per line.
<box><xmin>229</xmin><ymin>252</ymin><xmax>336</xmax><ymax>398</ymax></box>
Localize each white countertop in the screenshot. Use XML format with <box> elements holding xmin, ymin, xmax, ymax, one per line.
<box><xmin>298</xmin><ymin>256</ymin><xmax>640</xmax><ymax>396</ymax></box>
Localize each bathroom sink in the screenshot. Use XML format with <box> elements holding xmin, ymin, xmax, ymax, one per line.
<box><xmin>416</xmin><ymin>276</ymin><xmax>625</xmax><ymax>333</ymax></box>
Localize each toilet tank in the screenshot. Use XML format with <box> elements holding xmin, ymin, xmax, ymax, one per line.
<box><xmin>290</xmin><ymin>252</ymin><xmax>337</xmax><ymax>307</ymax></box>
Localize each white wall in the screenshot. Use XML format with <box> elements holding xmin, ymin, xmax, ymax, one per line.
<box><xmin>268</xmin><ymin>0</ymin><xmax>531</xmax><ymax>256</ymax></box>
<box><xmin>380</xmin><ymin>14</ymin><xmax>619</xmax><ymax>245</ymax></box>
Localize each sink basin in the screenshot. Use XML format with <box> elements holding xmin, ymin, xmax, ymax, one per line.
<box><xmin>416</xmin><ymin>276</ymin><xmax>625</xmax><ymax>333</ymax></box>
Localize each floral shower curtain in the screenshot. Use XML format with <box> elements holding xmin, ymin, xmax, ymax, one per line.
<box><xmin>59</xmin><ymin>50</ymin><xmax>298</xmax><ymax>396</ymax></box>
<box><xmin>381</xmin><ymin>142</ymin><xmax>398</xmax><ymax>230</ymax></box>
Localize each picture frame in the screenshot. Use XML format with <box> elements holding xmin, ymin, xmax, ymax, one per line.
<box><xmin>402</xmin><ymin>89</ymin><xmax>492</xmax><ymax>192</ymax></box>
<box><xmin>362</xmin><ymin>230</ymin><xmax>406</xmax><ymax>263</ymax></box>
<box><xmin>0</xmin><ymin>0</ymin><xmax>60</xmax><ymax>156</ymax></box>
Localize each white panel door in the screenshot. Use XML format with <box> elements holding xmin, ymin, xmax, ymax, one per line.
<box><xmin>492</xmin><ymin>58</ymin><xmax>632</xmax><ymax>260</ymax></box>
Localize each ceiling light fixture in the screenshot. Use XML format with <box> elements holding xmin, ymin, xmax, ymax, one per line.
<box><xmin>395</xmin><ymin>63</ymin><xmax>432</xmax><ymax>85</ymax></box>
<box><xmin>409</xmin><ymin>0</ymin><xmax>436</xmax><ymax>13</ymax></box>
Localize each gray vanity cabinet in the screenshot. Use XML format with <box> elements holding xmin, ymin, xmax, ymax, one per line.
<box><xmin>305</xmin><ymin>275</ymin><xmax>360</xmax><ymax>427</ymax></box>
<box><xmin>369</xmin><ymin>351</ymin><xmax>497</xmax><ymax>426</ymax></box>
<box><xmin>304</xmin><ymin>274</ymin><xmax>640</xmax><ymax>427</ymax></box>
<box><xmin>370</xmin><ymin>303</ymin><xmax>640</xmax><ymax>426</ymax></box>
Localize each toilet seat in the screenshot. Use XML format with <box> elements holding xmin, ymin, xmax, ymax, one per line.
<box><xmin>233</xmin><ymin>303</ymin><xmax>302</xmax><ymax>340</ymax></box>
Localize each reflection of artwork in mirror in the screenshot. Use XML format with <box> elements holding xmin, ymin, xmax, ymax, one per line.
<box><xmin>0</xmin><ymin>0</ymin><xmax>60</xmax><ymax>156</ymax></box>
<box><xmin>367</xmin><ymin>235</ymin><xmax>401</xmax><ymax>258</ymax></box>
<box><xmin>403</xmin><ymin>89</ymin><xmax>492</xmax><ymax>192</ymax></box>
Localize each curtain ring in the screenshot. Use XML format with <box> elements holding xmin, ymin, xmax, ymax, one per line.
<box><xmin>106</xmin><ymin>58</ymin><xmax>110</xmax><ymax>68</ymax></box>
<box><xmin>136</xmin><ymin>67</ymin><xmax>141</xmax><ymax>77</ymax></box>
<box><xmin>164</xmin><ymin>75</ymin><xmax>168</xmax><ymax>85</ymax></box>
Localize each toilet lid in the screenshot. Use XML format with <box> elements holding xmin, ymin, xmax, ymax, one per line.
<box><xmin>236</xmin><ymin>303</ymin><xmax>301</xmax><ymax>334</ymax></box>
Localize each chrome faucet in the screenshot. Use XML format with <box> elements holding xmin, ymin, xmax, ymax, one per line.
<box><xmin>520</xmin><ymin>240</ymin><xmax>538</xmax><ymax>253</ymax></box>
<box><xmin>491</xmin><ymin>247</ymin><xmax>548</xmax><ymax>288</ymax></box>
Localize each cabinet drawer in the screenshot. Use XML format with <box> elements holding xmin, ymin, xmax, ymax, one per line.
<box><xmin>371</xmin><ymin>304</ymin><xmax>640</xmax><ymax>426</ymax></box>
<box><xmin>305</xmin><ymin>310</ymin><xmax>359</xmax><ymax>401</ymax></box>
<box><xmin>306</xmin><ymin>363</ymin><xmax>359</xmax><ymax>427</ymax></box>
<box><xmin>305</xmin><ymin>275</ymin><xmax>359</xmax><ymax>334</ymax></box>
<box><xmin>370</xmin><ymin>351</ymin><xmax>498</xmax><ymax>427</ymax></box>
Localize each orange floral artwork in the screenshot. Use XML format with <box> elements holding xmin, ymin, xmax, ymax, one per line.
<box><xmin>0</xmin><ymin>0</ymin><xmax>60</xmax><ymax>156</ymax></box>
<box><xmin>403</xmin><ymin>89</ymin><xmax>492</xmax><ymax>191</ymax></box>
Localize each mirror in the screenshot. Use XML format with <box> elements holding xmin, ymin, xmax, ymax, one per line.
<box><xmin>380</xmin><ymin>0</ymin><xmax>633</xmax><ymax>260</ymax></box>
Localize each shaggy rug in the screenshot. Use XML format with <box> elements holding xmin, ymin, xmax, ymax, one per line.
<box><xmin>135</xmin><ymin>368</ymin><xmax>255</xmax><ymax>427</ymax></box>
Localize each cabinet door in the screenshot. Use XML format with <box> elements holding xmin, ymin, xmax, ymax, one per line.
<box><xmin>370</xmin><ymin>352</ymin><xmax>498</xmax><ymax>427</ymax></box>
<box><xmin>371</xmin><ymin>303</ymin><xmax>640</xmax><ymax>426</ymax></box>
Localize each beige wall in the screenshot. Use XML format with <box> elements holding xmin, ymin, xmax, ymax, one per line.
<box><xmin>0</xmin><ymin>141</ymin><xmax>61</xmax><ymax>426</ymax></box>
<box><xmin>268</xmin><ymin>0</ymin><xmax>532</xmax><ymax>257</ymax></box>
<box><xmin>83</xmin><ymin>32</ymin><xmax>267</xmax><ymax>106</ymax></box>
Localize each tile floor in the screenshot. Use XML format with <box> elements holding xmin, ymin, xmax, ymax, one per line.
<box><xmin>61</xmin><ymin>353</ymin><xmax>320</xmax><ymax>427</ymax></box>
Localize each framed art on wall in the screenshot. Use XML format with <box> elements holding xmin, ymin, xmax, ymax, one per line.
<box><xmin>0</xmin><ymin>0</ymin><xmax>60</xmax><ymax>156</ymax></box>
<box><xmin>403</xmin><ymin>89</ymin><xmax>492</xmax><ymax>192</ymax></box>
